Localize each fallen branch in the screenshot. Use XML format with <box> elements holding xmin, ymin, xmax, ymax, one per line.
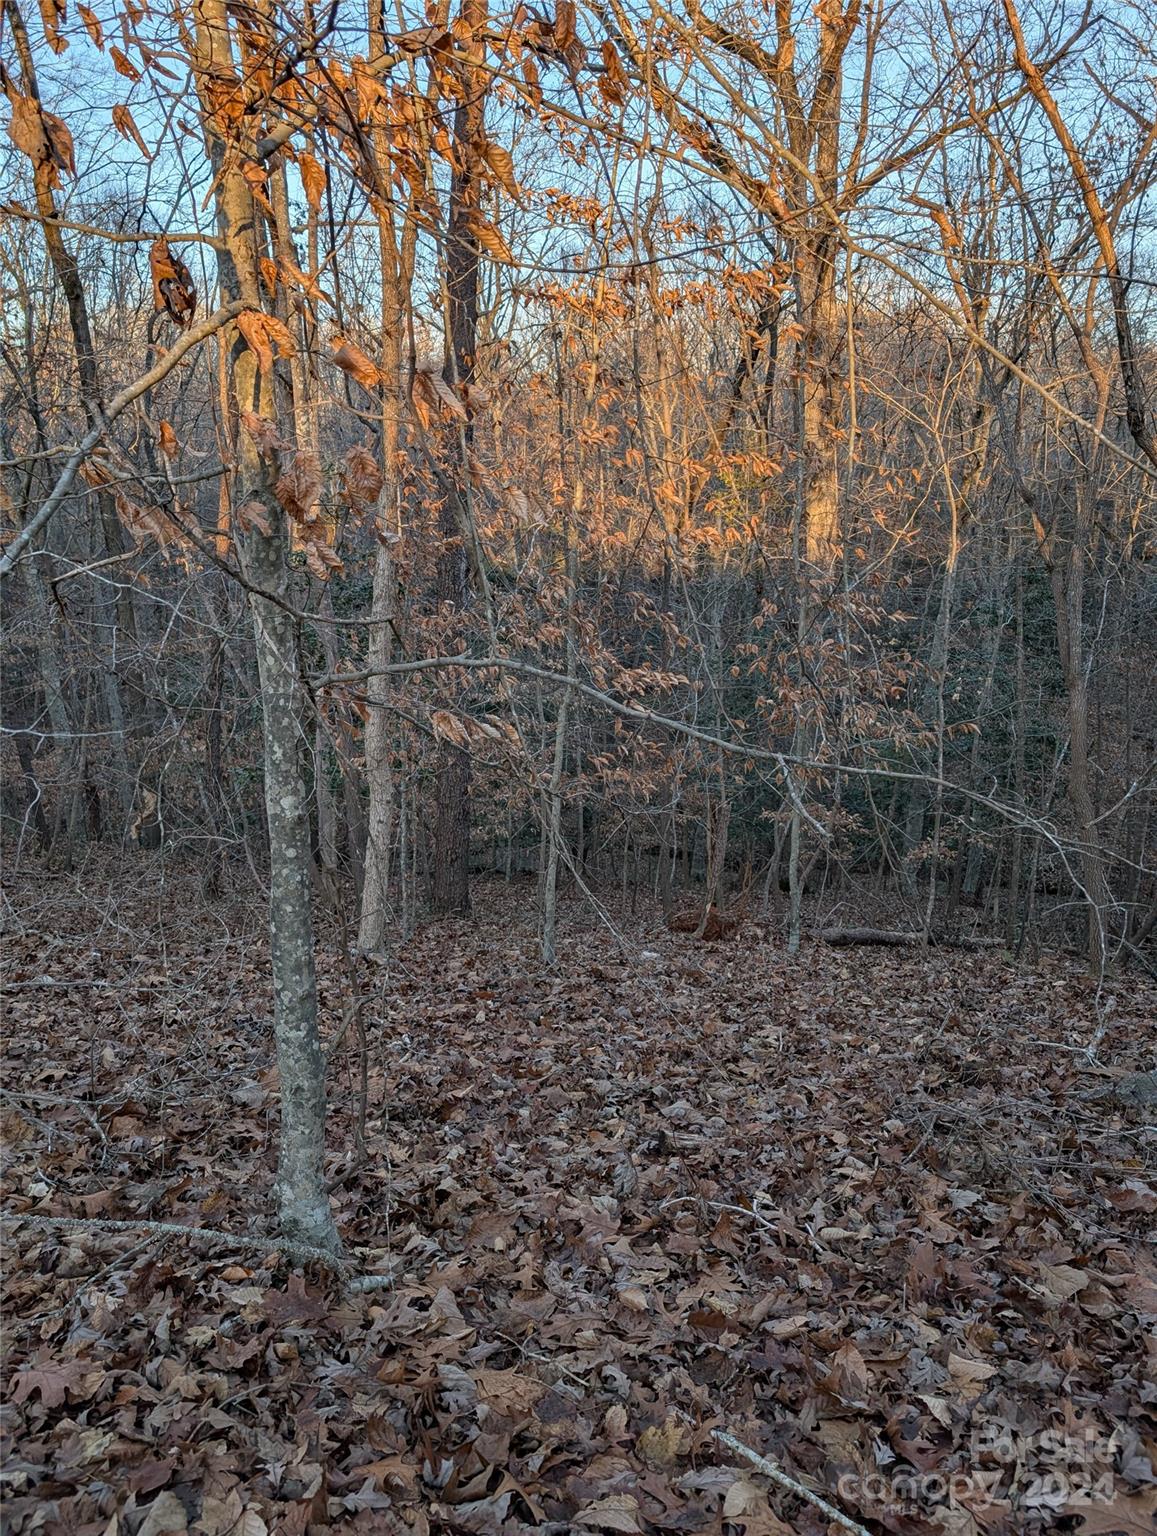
<box><xmin>2</xmin><ymin>1211</ymin><xmax>400</xmax><ymax>1291</ymax></box>
<box><xmin>3</xmin><ymin>1211</ymin><xmax>350</xmax><ymax>1273</ymax></box>
<box><xmin>817</xmin><ymin>928</ymin><xmax>1005</xmax><ymax>948</ymax></box>
<box><xmin>818</xmin><ymin>927</ymin><xmax>924</xmax><ymax>946</ymax></box>
<box><xmin>713</xmin><ymin>1429</ymin><xmax>871</xmax><ymax>1536</ymax></box>
<box><xmin>2</xmin><ymin>977</ymin><xmax>114</xmax><ymax>991</ymax></box>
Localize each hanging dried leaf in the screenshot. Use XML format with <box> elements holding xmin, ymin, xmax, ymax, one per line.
<box><xmin>240</xmin><ymin>411</ymin><xmax>285</xmax><ymax>459</ymax></box>
<box><xmin>236</xmin><ymin>310</ymin><xmax>295</xmax><ymax>373</ymax></box>
<box><xmin>521</xmin><ymin>54</ymin><xmax>541</xmax><ymax>105</ymax></box>
<box><xmin>77</xmin><ymin>3</ymin><xmax>102</xmax><ymax>45</ymax></box>
<box><xmin>235</xmin><ymin>498</ymin><xmax>272</xmax><ymax>536</ymax></box>
<box><xmin>6</xmin><ymin>93</ymin><xmax>75</xmax><ymax>189</ymax></box>
<box><xmin>114</xmin><ymin>488</ymin><xmax>169</xmax><ymax>548</ymax></box>
<box><xmin>467</xmin><ymin>215</ymin><xmax>515</xmax><ymax>266</ymax></box>
<box><xmin>413</xmin><ymin>362</ymin><xmax>467</xmax><ymax>421</ymax></box>
<box><xmin>553</xmin><ymin>0</ymin><xmax>577</xmax><ymax>54</ymax></box>
<box><xmin>343</xmin><ymin>445</ymin><xmax>383</xmax><ymax>507</ymax></box>
<box><xmin>37</xmin><ymin>0</ymin><xmax>68</xmax><ymax>54</ymax></box>
<box><xmin>111</xmin><ymin>104</ymin><xmax>150</xmax><ymax>159</ymax></box>
<box><xmin>304</xmin><ymin>541</ymin><xmax>343</xmax><ymax>580</ymax></box>
<box><xmin>275</xmin><ymin>451</ymin><xmax>322</xmax><ymax>524</ymax></box>
<box><xmin>108</xmin><ymin>46</ymin><xmax>141</xmax><ymax>81</ymax></box>
<box><xmin>280</xmin><ymin>256</ymin><xmax>332</xmax><ymax>306</ymax></box>
<box><xmin>331</xmin><ymin>337</ymin><xmax>382</xmax><ymax>391</ymax></box>
<box><xmin>150</xmin><ymin>238</ymin><xmax>197</xmax><ymax>328</ymax></box>
<box><xmin>393</xmin><ymin>23</ymin><xmax>450</xmax><ymax>53</ymax></box>
<box><xmin>158</xmin><ymin>421</ymin><xmax>179</xmax><ymax>459</ymax></box>
<box><xmin>600</xmin><ymin>40</ymin><xmax>628</xmax><ymax>104</ymax></box>
<box><xmin>430</xmin><ymin>709</ymin><xmax>471</xmax><ymax>749</ymax></box>
<box><xmin>483</xmin><ymin>141</ymin><xmax>521</xmax><ymax>202</ymax></box>
<box><xmin>299</xmin><ymin>152</ymin><xmax>326</xmax><ymax>213</ymax></box>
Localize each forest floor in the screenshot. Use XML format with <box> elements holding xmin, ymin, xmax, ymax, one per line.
<box><xmin>2</xmin><ymin>856</ymin><xmax>1156</xmax><ymax>1536</ymax></box>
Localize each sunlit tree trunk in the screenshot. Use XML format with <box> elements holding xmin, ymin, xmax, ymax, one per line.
<box><xmin>191</xmin><ymin>0</ymin><xmax>338</xmax><ymax>1251</ymax></box>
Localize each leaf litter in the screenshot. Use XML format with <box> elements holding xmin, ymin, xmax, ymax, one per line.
<box><xmin>2</xmin><ymin>860</ymin><xmax>1155</xmax><ymax>1536</ymax></box>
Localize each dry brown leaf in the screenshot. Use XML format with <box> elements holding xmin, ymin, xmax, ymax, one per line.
<box><xmin>158</xmin><ymin>421</ymin><xmax>179</xmax><ymax>459</ymax></box>
<box><xmin>331</xmin><ymin>337</ymin><xmax>381</xmax><ymax>391</ymax></box>
<box><xmin>111</xmin><ymin>103</ymin><xmax>150</xmax><ymax>158</ymax></box>
<box><xmin>77</xmin><ymin>3</ymin><xmax>102</xmax><ymax>45</ymax></box>
<box><xmin>237</xmin><ymin>310</ymin><xmax>295</xmax><ymax>373</ymax></box>
<box><xmin>37</xmin><ymin>0</ymin><xmax>68</xmax><ymax>53</ymax></box>
<box><xmin>1065</xmin><ymin>1490</ymin><xmax>1157</xmax><ymax>1536</ymax></box>
<box><xmin>299</xmin><ymin>151</ymin><xmax>326</xmax><ymax>212</ymax></box>
<box><xmin>467</xmin><ymin>215</ymin><xmax>515</xmax><ymax>266</ymax></box>
<box><xmin>275</xmin><ymin>452</ymin><xmax>322</xmax><ymax>524</ymax></box>
<box><xmin>343</xmin><ymin>444</ymin><xmax>383</xmax><ymax>506</ymax></box>
<box><xmin>483</xmin><ymin>140</ymin><xmax>521</xmax><ymax>201</ymax></box>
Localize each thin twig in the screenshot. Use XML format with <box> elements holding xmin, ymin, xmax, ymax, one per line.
<box><xmin>713</xmin><ymin>1429</ymin><xmax>871</xmax><ymax>1536</ymax></box>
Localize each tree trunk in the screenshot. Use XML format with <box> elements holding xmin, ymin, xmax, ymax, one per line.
<box><xmin>430</xmin><ymin>0</ymin><xmax>489</xmax><ymax>915</ymax></box>
<box><xmin>191</xmin><ymin>0</ymin><xmax>338</xmax><ymax>1252</ymax></box>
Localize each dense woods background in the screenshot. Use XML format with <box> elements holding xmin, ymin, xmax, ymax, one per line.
<box><xmin>3</xmin><ymin>0</ymin><xmax>1155</xmax><ymax>974</ymax></box>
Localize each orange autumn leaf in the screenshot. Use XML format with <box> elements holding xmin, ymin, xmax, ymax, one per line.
<box><xmin>299</xmin><ymin>152</ymin><xmax>326</xmax><ymax>212</ymax></box>
<box><xmin>37</xmin><ymin>0</ymin><xmax>67</xmax><ymax>54</ymax></box>
<box><xmin>111</xmin><ymin>104</ymin><xmax>150</xmax><ymax>159</ymax></box>
<box><xmin>6</xmin><ymin>93</ymin><xmax>75</xmax><ymax>189</ymax></box>
<box><xmin>237</xmin><ymin>310</ymin><xmax>295</xmax><ymax>374</ymax></box>
<box><xmin>109</xmin><ymin>45</ymin><xmax>141</xmax><ymax>82</ymax></box>
<box><xmin>77</xmin><ymin>3</ymin><xmax>102</xmax><ymax>45</ymax></box>
<box><xmin>331</xmin><ymin>338</ymin><xmax>381</xmax><ymax>391</ymax></box>
<box><xmin>467</xmin><ymin>215</ymin><xmax>516</xmax><ymax>266</ymax></box>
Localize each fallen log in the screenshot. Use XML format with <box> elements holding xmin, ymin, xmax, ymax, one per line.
<box><xmin>817</xmin><ymin>928</ymin><xmax>923</xmax><ymax>946</ymax></box>
<box><xmin>816</xmin><ymin>928</ymin><xmax>1005</xmax><ymax>949</ymax></box>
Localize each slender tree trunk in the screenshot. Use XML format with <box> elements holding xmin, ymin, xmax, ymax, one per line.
<box><xmin>431</xmin><ymin>0</ymin><xmax>489</xmax><ymax>915</ymax></box>
<box><xmin>191</xmin><ymin>0</ymin><xmax>338</xmax><ymax>1251</ymax></box>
